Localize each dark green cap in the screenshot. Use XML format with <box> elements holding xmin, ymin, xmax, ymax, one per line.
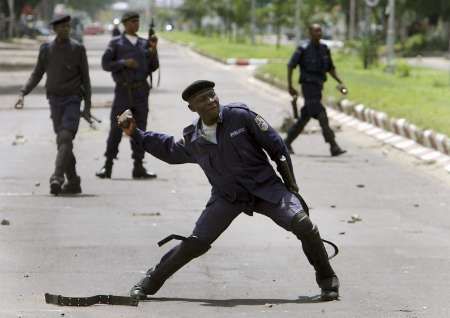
<box><xmin>121</xmin><ymin>11</ymin><xmax>139</xmax><ymax>23</ymax></box>
<box><xmin>49</xmin><ymin>15</ymin><xmax>71</xmax><ymax>26</ymax></box>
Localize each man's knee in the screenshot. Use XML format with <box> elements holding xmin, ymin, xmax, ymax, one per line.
<box><xmin>291</xmin><ymin>211</ymin><xmax>315</xmax><ymax>237</ymax></box>
<box><xmin>57</xmin><ymin>130</ymin><xmax>74</xmax><ymax>147</ymax></box>
<box><xmin>181</xmin><ymin>236</ymin><xmax>211</xmax><ymax>258</ymax></box>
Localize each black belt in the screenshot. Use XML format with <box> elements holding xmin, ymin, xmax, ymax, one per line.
<box><xmin>45</xmin><ymin>293</ymin><xmax>138</xmax><ymax>307</ymax></box>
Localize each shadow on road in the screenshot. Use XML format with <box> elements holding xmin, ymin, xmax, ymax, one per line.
<box><xmin>143</xmin><ymin>295</ymin><xmax>324</xmax><ymax>307</ymax></box>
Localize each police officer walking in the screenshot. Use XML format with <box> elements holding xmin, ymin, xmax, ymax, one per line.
<box><xmin>118</xmin><ymin>80</ymin><xmax>340</xmax><ymax>301</ymax></box>
<box><xmin>14</xmin><ymin>15</ymin><xmax>92</xmax><ymax>195</ymax></box>
<box><xmin>96</xmin><ymin>11</ymin><xmax>159</xmax><ymax>179</ymax></box>
<box><xmin>285</xmin><ymin>23</ymin><xmax>347</xmax><ymax>156</ymax></box>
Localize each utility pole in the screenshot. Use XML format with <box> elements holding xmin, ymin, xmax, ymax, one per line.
<box><xmin>250</xmin><ymin>0</ymin><xmax>256</xmax><ymax>44</ymax></box>
<box><xmin>295</xmin><ymin>0</ymin><xmax>301</xmax><ymax>45</ymax></box>
<box><xmin>7</xmin><ymin>0</ymin><xmax>14</xmax><ymax>38</ymax></box>
<box><xmin>349</xmin><ymin>0</ymin><xmax>356</xmax><ymax>40</ymax></box>
<box><xmin>386</xmin><ymin>0</ymin><xmax>396</xmax><ymax>73</ymax></box>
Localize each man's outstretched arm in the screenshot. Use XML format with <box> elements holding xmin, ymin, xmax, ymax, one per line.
<box><xmin>119</xmin><ymin>112</ymin><xmax>195</xmax><ymax>164</ymax></box>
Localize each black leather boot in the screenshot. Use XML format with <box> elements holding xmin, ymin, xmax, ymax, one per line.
<box><xmin>330</xmin><ymin>143</ymin><xmax>347</xmax><ymax>157</ymax></box>
<box><xmin>132</xmin><ymin>160</ymin><xmax>157</xmax><ymax>179</ymax></box>
<box><xmin>49</xmin><ymin>175</ymin><xmax>64</xmax><ymax>196</ymax></box>
<box><xmin>61</xmin><ymin>176</ymin><xmax>82</xmax><ymax>194</ymax></box>
<box><xmin>292</xmin><ymin>212</ymin><xmax>339</xmax><ymax>301</ymax></box>
<box><xmin>130</xmin><ymin>237</ymin><xmax>210</xmax><ymax>299</ymax></box>
<box><xmin>96</xmin><ymin>158</ymin><xmax>113</xmax><ymax>179</ymax></box>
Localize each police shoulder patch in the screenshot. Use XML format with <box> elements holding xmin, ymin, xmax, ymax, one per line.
<box><xmin>254</xmin><ymin>114</ymin><xmax>269</xmax><ymax>131</ymax></box>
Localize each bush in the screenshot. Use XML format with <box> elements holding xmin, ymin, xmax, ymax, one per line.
<box><xmin>396</xmin><ymin>62</ymin><xmax>411</xmax><ymax>77</ymax></box>
<box><xmin>402</xmin><ymin>34</ymin><xmax>425</xmax><ymax>57</ymax></box>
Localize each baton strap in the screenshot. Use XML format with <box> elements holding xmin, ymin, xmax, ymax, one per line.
<box><xmin>157</xmin><ymin>234</ymin><xmax>188</xmax><ymax>247</ymax></box>
<box><xmin>45</xmin><ymin>293</ymin><xmax>138</xmax><ymax>307</ymax></box>
<box><xmin>322</xmin><ymin>239</ymin><xmax>339</xmax><ymax>260</ymax></box>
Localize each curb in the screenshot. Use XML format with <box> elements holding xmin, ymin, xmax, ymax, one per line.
<box><xmin>329</xmin><ymin>99</ymin><xmax>450</xmax><ymax>157</ymax></box>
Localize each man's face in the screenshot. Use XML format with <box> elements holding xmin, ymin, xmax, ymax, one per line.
<box><xmin>124</xmin><ymin>18</ymin><xmax>139</xmax><ymax>34</ymax></box>
<box><xmin>53</xmin><ymin>21</ymin><xmax>71</xmax><ymax>39</ymax></box>
<box><xmin>309</xmin><ymin>25</ymin><xmax>322</xmax><ymax>42</ymax></box>
<box><xmin>188</xmin><ymin>89</ymin><xmax>220</xmax><ymax>124</ymax></box>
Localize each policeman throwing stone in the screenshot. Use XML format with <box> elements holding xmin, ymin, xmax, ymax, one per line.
<box><xmin>96</xmin><ymin>11</ymin><xmax>159</xmax><ymax>179</ymax></box>
<box><xmin>285</xmin><ymin>23</ymin><xmax>347</xmax><ymax>156</ymax></box>
<box><xmin>14</xmin><ymin>15</ymin><xmax>91</xmax><ymax>195</ymax></box>
<box><xmin>118</xmin><ymin>80</ymin><xmax>340</xmax><ymax>301</ymax></box>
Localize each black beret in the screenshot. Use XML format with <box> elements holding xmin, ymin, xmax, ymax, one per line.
<box><xmin>182</xmin><ymin>80</ymin><xmax>215</xmax><ymax>102</ymax></box>
<box><xmin>49</xmin><ymin>15</ymin><xmax>71</xmax><ymax>26</ymax></box>
<box><xmin>121</xmin><ymin>11</ymin><xmax>140</xmax><ymax>23</ymax></box>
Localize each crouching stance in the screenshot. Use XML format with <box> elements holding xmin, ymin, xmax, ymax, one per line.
<box><xmin>119</xmin><ymin>80</ymin><xmax>340</xmax><ymax>301</ymax></box>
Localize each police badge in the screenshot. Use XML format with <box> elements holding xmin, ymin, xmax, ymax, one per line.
<box><xmin>254</xmin><ymin>114</ymin><xmax>269</xmax><ymax>131</ymax></box>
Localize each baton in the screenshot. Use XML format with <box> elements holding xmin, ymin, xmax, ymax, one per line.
<box><xmin>291</xmin><ymin>95</ymin><xmax>299</xmax><ymax>119</ymax></box>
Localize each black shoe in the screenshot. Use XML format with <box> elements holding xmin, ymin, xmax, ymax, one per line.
<box><xmin>330</xmin><ymin>145</ymin><xmax>346</xmax><ymax>157</ymax></box>
<box><xmin>132</xmin><ymin>163</ymin><xmax>157</xmax><ymax>179</ymax></box>
<box><xmin>96</xmin><ymin>161</ymin><xmax>113</xmax><ymax>179</ymax></box>
<box><xmin>49</xmin><ymin>176</ymin><xmax>64</xmax><ymax>196</ymax></box>
<box><xmin>61</xmin><ymin>176</ymin><xmax>82</xmax><ymax>194</ymax></box>
<box><xmin>319</xmin><ymin>276</ymin><xmax>340</xmax><ymax>301</ymax></box>
<box><xmin>130</xmin><ymin>271</ymin><xmax>164</xmax><ymax>300</ymax></box>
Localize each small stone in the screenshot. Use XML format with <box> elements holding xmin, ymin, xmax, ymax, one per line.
<box><xmin>339</xmin><ymin>232</ymin><xmax>345</xmax><ymax>235</ymax></box>
<box><xmin>1</xmin><ymin>219</ymin><xmax>10</xmax><ymax>226</ymax></box>
<box><xmin>35</xmin><ymin>182</ymin><xmax>40</xmax><ymax>187</ymax></box>
<box><xmin>356</xmin><ymin>184</ymin><xmax>365</xmax><ymax>188</ymax></box>
<box><xmin>413</xmin><ymin>204</ymin><xmax>419</xmax><ymax>208</ymax></box>
<box><xmin>264</xmin><ymin>303</ymin><xmax>274</xmax><ymax>308</ymax></box>
<box><xmin>24</xmin><ymin>274</ymin><xmax>29</xmax><ymax>278</ymax></box>
<box><xmin>330</xmin><ymin>205</ymin><xmax>336</xmax><ymax>208</ymax></box>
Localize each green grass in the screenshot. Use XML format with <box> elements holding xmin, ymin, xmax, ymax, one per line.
<box><xmin>163</xmin><ymin>31</ymin><xmax>450</xmax><ymax>136</ymax></box>
<box><xmin>161</xmin><ymin>31</ymin><xmax>292</xmax><ymax>60</ymax></box>
<box><xmin>258</xmin><ymin>54</ymin><xmax>450</xmax><ymax>136</ymax></box>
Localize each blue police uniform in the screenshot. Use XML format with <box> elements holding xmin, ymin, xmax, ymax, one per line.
<box><xmin>129</xmin><ymin>102</ymin><xmax>339</xmax><ymax>300</ymax></box>
<box><xmin>285</xmin><ymin>41</ymin><xmax>339</xmax><ymax>150</ymax></box>
<box><xmin>20</xmin><ymin>31</ymin><xmax>91</xmax><ymax>194</ymax></box>
<box><xmin>132</xmin><ymin>103</ymin><xmax>300</xmax><ymax>237</ymax></box>
<box><xmin>101</xmin><ymin>34</ymin><xmax>159</xmax><ymax>163</ymax></box>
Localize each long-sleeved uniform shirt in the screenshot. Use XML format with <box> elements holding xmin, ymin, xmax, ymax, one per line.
<box><xmin>21</xmin><ymin>38</ymin><xmax>91</xmax><ymax>101</ymax></box>
<box><xmin>288</xmin><ymin>40</ymin><xmax>335</xmax><ymax>85</ymax></box>
<box><xmin>131</xmin><ymin>103</ymin><xmax>293</xmax><ymax>204</ymax></box>
<box><xmin>101</xmin><ymin>34</ymin><xmax>159</xmax><ymax>84</ymax></box>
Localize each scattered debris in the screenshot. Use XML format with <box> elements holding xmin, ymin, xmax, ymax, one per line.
<box><xmin>264</xmin><ymin>303</ymin><xmax>274</xmax><ymax>308</ymax></box>
<box><xmin>132</xmin><ymin>212</ymin><xmax>161</xmax><ymax>217</ymax></box>
<box><xmin>356</xmin><ymin>184</ymin><xmax>365</xmax><ymax>188</ymax></box>
<box><xmin>35</xmin><ymin>182</ymin><xmax>40</xmax><ymax>187</ymax></box>
<box><xmin>1</xmin><ymin>219</ymin><xmax>10</xmax><ymax>226</ymax></box>
<box><xmin>24</xmin><ymin>274</ymin><xmax>29</xmax><ymax>278</ymax></box>
<box><xmin>347</xmin><ymin>214</ymin><xmax>362</xmax><ymax>224</ymax></box>
<box><xmin>413</xmin><ymin>204</ymin><xmax>420</xmax><ymax>208</ymax></box>
<box><xmin>339</xmin><ymin>232</ymin><xmax>346</xmax><ymax>235</ymax></box>
<box><xmin>12</xmin><ymin>134</ymin><xmax>27</xmax><ymax>146</ymax></box>
<box><xmin>330</xmin><ymin>205</ymin><xmax>336</xmax><ymax>208</ymax></box>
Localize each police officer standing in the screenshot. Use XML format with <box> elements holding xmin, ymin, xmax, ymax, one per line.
<box><xmin>96</xmin><ymin>11</ymin><xmax>159</xmax><ymax>179</ymax></box>
<box><xmin>14</xmin><ymin>15</ymin><xmax>92</xmax><ymax>195</ymax></box>
<box><xmin>285</xmin><ymin>23</ymin><xmax>347</xmax><ymax>156</ymax></box>
<box><xmin>118</xmin><ymin>80</ymin><xmax>340</xmax><ymax>301</ymax></box>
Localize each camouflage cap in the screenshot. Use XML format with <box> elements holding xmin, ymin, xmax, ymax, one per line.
<box><xmin>182</xmin><ymin>80</ymin><xmax>215</xmax><ymax>102</ymax></box>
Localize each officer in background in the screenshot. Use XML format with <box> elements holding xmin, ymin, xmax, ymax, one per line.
<box><xmin>96</xmin><ymin>11</ymin><xmax>159</xmax><ymax>179</ymax></box>
<box><xmin>14</xmin><ymin>15</ymin><xmax>92</xmax><ymax>195</ymax></box>
<box><xmin>285</xmin><ymin>23</ymin><xmax>347</xmax><ymax>156</ymax></box>
<box><xmin>119</xmin><ymin>80</ymin><xmax>340</xmax><ymax>301</ymax></box>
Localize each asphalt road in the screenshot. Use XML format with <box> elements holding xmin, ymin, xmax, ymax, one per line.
<box><xmin>0</xmin><ymin>34</ymin><xmax>449</xmax><ymax>318</ymax></box>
